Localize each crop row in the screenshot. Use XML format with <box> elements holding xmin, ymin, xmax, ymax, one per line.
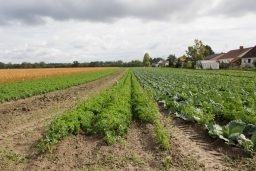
<box><xmin>133</xmin><ymin>68</ymin><xmax>256</xmax><ymax>154</ymax></box>
<box><xmin>0</xmin><ymin>68</ymin><xmax>119</xmax><ymax>102</ymax></box>
<box><xmin>131</xmin><ymin>73</ymin><xmax>169</xmax><ymax>150</ymax></box>
<box><xmin>37</xmin><ymin>71</ymin><xmax>169</xmax><ymax>153</ymax></box>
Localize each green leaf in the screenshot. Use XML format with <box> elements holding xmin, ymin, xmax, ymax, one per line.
<box><xmin>251</xmin><ymin>132</ymin><xmax>256</xmax><ymax>150</ymax></box>
<box><xmin>206</xmin><ymin>122</ymin><xmax>223</xmax><ymax>137</ymax></box>
<box><xmin>223</xmin><ymin>120</ymin><xmax>246</xmax><ymax>138</ymax></box>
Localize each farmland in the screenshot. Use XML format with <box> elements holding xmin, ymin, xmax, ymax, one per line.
<box><xmin>36</xmin><ymin>71</ymin><xmax>169</xmax><ymax>153</ymax></box>
<box><xmin>0</xmin><ymin>67</ymin><xmax>109</xmax><ymax>83</ymax></box>
<box><xmin>0</xmin><ymin>68</ymin><xmax>119</xmax><ymax>102</ymax></box>
<box><xmin>1</xmin><ymin>68</ymin><xmax>256</xmax><ymax>170</ymax></box>
<box><xmin>134</xmin><ymin>68</ymin><xmax>256</xmax><ymax>154</ymax></box>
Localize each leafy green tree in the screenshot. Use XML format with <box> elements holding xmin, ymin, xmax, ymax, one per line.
<box><xmin>185</xmin><ymin>61</ymin><xmax>193</xmax><ymax>68</ymax></box>
<box><xmin>186</xmin><ymin>39</ymin><xmax>215</xmax><ymax>64</ymax></box>
<box><xmin>126</xmin><ymin>60</ymin><xmax>143</xmax><ymax>67</ymax></box>
<box><xmin>72</xmin><ymin>61</ymin><xmax>80</xmax><ymax>67</ymax></box>
<box><xmin>143</xmin><ymin>53</ymin><xmax>151</xmax><ymax>67</ymax></box>
<box><xmin>167</xmin><ymin>54</ymin><xmax>176</xmax><ymax>67</ymax></box>
<box><xmin>0</xmin><ymin>62</ymin><xmax>5</xmax><ymax>69</ymax></box>
<box><xmin>176</xmin><ymin>55</ymin><xmax>186</xmax><ymax>68</ymax></box>
<box><xmin>205</xmin><ymin>45</ymin><xmax>215</xmax><ymax>57</ymax></box>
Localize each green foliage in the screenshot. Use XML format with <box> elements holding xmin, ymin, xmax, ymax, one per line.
<box><xmin>36</xmin><ymin>110</ymin><xmax>92</xmax><ymax>153</ymax></box>
<box><xmin>134</xmin><ymin>67</ymin><xmax>256</xmax><ymax>154</ymax></box>
<box><xmin>143</xmin><ymin>53</ymin><xmax>151</xmax><ymax>67</ymax></box>
<box><xmin>223</xmin><ymin>120</ymin><xmax>246</xmax><ymax>139</ymax></box>
<box><xmin>185</xmin><ymin>61</ymin><xmax>193</xmax><ymax>69</ymax></box>
<box><xmin>37</xmin><ymin>71</ymin><xmax>132</xmax><ymax>152</ymax></box>
<box><xmin>0</xmin><ymin>68</ymin><xmax>119</xmax><ymax>102</ymax></box>
<box><xmin>220</xmin><ymin>62</ymin><xmax>231</xmax><ymax>69</ymax></box>
<box><xmin>37</xmin><ymin>70</ymin><xmax>171</xmax><ymax>153</ymax></box>
<box><xmin>167</xmin><ymin>54</ymin><xmax>176</xmax><ymax>67</ymax></box>
<box><xmin>131</xmin><ymin>74</ymin><xmax>158</xmax><ymax>123</ymax></box>
<box><xmin>253</xmin><ymin>60</ymin><xmax>256</xmax><ymax>67</ymax></box>
<box><xmin>126</xmin><ymin>60</ymin><xmax>144</xmax><ymax>67</ymax></box>
<box><xmin>72</xmin><ymin>61</ymin><xmax>80</xmax><ymax>67</ymax></box>
<box><xmin>186</xmin><ymin>39</ymin><xmax>214</xmax><ymax>62</ymax></box>
<box><xmin>92</xmin><ymin>72</ymin><xmax>132</xmax><ymax>144</ymax></box>
<box><xmin>251</xmin><ymin>133</ymin><xmax>256</xmax><ymax>150</ymax></box>
<box><xmin>131</xmin><ymin>73</ymin><xmax>170</xmax><ymax>150</ymax></box>
<box><xmin>154</xmin><ymin>121</ymin><xmax>170</xmax><ymax>150</ymax></box>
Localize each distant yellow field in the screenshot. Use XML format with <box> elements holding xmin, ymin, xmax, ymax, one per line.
<box><xmin>0</xmin><ymin>67</ymin><xmax>110</xmax><ymax>83</ymax></box>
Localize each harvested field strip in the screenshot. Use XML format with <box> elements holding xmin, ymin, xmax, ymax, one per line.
<box><xmin>0</xmin><ymin>68</ymin><xmax>120</xmax><ymax>102</ymax></box>
<box><xmin>0</xmin><ymin>67</ymin><xmax>111</xmax><ymax>83</ymax></box>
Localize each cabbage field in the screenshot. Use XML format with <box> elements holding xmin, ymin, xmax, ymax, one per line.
<box><xmin>134</xmin><ymin>68</ymin><xmax>256</xmax><ymax>154</ymax></box>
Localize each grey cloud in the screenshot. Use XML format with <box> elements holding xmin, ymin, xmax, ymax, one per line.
<box><xmin>0</xmin><ymin>0</ymin><xmax>211</xmax><ymax>25</ymax></box>
<box><xmin>209</xmin><ymin>0</ymin><xmax>256</xmax><ymax>17</ymax></box>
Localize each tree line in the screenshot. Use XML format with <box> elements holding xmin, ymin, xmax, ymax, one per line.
<box><xmin>0</xmin><ymin>60</ymin><xmax>144</xmax><ymax>69</ymax></box>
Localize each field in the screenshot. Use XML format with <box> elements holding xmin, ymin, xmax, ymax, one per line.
<box><xmin>134</xmin><ymin>68</ymin><xmax>256</xmax><ymax>153</ymax></box>
<box><xmin>0</xmin><ymin>67</ymin><xmax>109</xmax><ymax>83</ymax></box>
<box><xmin>0</xmin><ymin>68</ymin><xmax>256</xmax><ymax>170</ymax></box>
<box><xmin>0</xmin><ymin>68</ymin><xmax>119</xmax><ymax>102</ymax></box>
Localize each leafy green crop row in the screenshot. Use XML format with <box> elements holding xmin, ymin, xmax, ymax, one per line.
<box><xmin>37</xmin><ymin>71</ymin><xmax>131</xmax><ymax>152</ymax></box>
<box><xmin>134</xmin><ymin>68</ymin><xmax>256</xmax><ymax>124</ymax></box>
<box><xmin>37</xmin><ymin>71</ymin><xmax>170</xmax><ymax>153</ymax></box>
<box><xmin>133</xmin><ymin>68</ymin><xmax>256</xmax><ymax>154</ymax></box>
<box><xmin>131</xmin><ymin>73</ymin><xmax>170</xmax><ymax>150</ymax></box>
<box><xmin>0</xmin><ymin>68</ymin><xmax>119</xmax><ymax>102</ymax></box>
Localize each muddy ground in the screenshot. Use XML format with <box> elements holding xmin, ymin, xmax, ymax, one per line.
<box><xmin>0</xmin><ymin>70</ymin><xmax>255</xmax><ymax>171</ymax></box>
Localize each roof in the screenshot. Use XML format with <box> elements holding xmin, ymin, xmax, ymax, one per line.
<box><xmin>197</xmin><ymin>60</ymin><xmax>219</xmax><ymax>64</ymax></box>
<box><xmin>205</xmin><ymin>54</ymin><xmax>223</xmax><ymax>60</ymax></box>
<box><xmin>241</xmin><ymin>46</ymin><xmax>256</xmax><ymax>58</ymax></box>
<box><xmin>218</xmin><ymin>47</ymin><xmax>252</xmax><ymax>62</ymax></box>
<box><xmin>211</xmin><ymin>53</ymin><xmax>225</xmax><ymax>60</ymax></box>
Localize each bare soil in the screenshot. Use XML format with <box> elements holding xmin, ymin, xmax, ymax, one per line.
<box><xmin>159</xmin><ymin>109</ymin><xmax>256</xmax><ymax>171</ymax></box>
<box><xmin>0</xmin><ymin>71</ymin><xmax>125</xmax><ymax>170</ymax></box>
<box><xmin>15</xmin><ymin>122</ymin><xmax>201</xmax><ymax>171</ymax></box>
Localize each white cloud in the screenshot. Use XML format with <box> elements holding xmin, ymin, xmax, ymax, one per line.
<box><xmin>0</xmin><ymin>0</ymin><xmax>255</xmax><ymax>63</ymax></box>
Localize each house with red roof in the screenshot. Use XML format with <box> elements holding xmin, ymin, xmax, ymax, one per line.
<box><xmin>216</xmin><ymin>46</ymin><xmax>255</xmax><ymax>66</ymax></box>
<box><xmin>202</xmin><ymin>46</ymin><xmax>256</xmax><ymax>68</ymax></box>
<box><xmin>240</xmin><ymin>46</ymin><xmax>256</xmax><ymax>68</ymax></box>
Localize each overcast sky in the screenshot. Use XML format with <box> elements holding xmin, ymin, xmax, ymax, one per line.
<box><xmin>0</xmin><ymin>0</ymin><xmax>255</xmax><ymax>63</ymax></box>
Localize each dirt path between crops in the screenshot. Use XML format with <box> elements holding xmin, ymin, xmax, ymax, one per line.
<box><xmin>14</xmin><ymin>121</ymin><xmax>201</xmax><ymax>171</ymax></box>
<box><xmin>0</xmin><ymin>70</ymin><xmax>124</xmax><ymax>139</ymax></box>
<box><xmin>0</xmin><ymin>70</ymin><xmax>125</xmax><ymax>168</ymax></box>
<box><xmin>159</xmin><ymin>111</ymin><xmax>248</xmax><ymax>171</ymax></box>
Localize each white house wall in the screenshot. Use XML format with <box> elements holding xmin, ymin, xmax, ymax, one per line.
<box><xmin>241</xmin><ymin>57</ymin><xmax>256</xmax><ymax>67</ymax></box>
